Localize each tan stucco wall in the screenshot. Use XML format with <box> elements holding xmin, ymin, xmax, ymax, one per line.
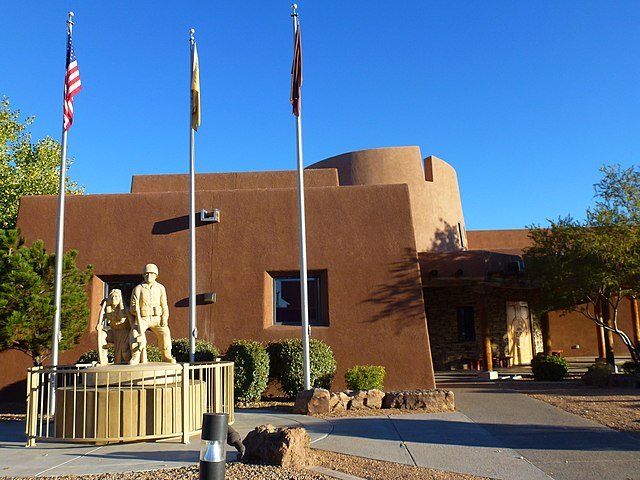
<box><xmin>467</xmin><ymin>229</ymin><xmax>532</xmax><ymax>255</ymax></box>
<box><xmin>2</xmin><ymin>180</ymin><xmax>435</xmax><ymax>399</ymax></box>
<box><xmin>548</xmin><ymin>303</ymin><xmax>636</xmax><ymax>357</ymax></box>
<box><xmin>131</xmin><ymin>169</ymin><xmax>339</xmax><ymax>193</ymax></box>
<box><xmin>308</xmin><ymin>147</ymin><xmax>467</xmax><ymax>253</ymax></box>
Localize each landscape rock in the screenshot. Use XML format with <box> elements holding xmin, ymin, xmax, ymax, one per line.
<box><xmin>292</xmin><ymin>388</ymin><xmax>330</xmax><ymax>415</ymax></box>
<box><xmin>348</xmin><ymin>390</ymin><xmax>367</xmax><ymax>409</ymax></box>
<box><xmin>382</xmin><ymin>389</ymin><xmax>455</xmax><ymax>411</ymax></box>
<box><xmin>242</xmin><ymin>424</ymin><xmax>312</xmax><ymax>468</ymax></box>
<box><xmin>364</xmin><ymin>389</ymin><xmax>385</xmax><ymax>409</ymax></box>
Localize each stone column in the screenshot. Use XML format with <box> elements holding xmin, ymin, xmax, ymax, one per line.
<box><xmin>480</xmin><ymin>296</ymin><xmax>493</xmax><ymax>371</ymax></box>
<box><xmin>630</xmin><ymin>296</ymin><xmax>640</xmax><ymax>348</ymax></box>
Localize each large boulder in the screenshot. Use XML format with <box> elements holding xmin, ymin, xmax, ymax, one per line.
<box><xmin>364</xmin><ymin>389</ymin><xmax>385</xmax><ymax>409</ymax></box>
<box><xmin>242</xmin><ymin>424</ymin><xmax>311</xmax><ymax>468</ymax></box>
<box><xmin>382</xmin><ymin>389</ymin><xmax>455</xmax><ymax>411</ymax></box>
<box><xmin>348</xmin><ymin>390</ymin><xmax>367</xmax><ymax>409</ymax></box>
<box><xmin>292</xmin><ymin>388</ymin><xmax>330</xmax><ymax>415</ymax></box>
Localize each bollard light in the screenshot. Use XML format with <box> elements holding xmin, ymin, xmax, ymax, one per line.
<box><xmin>199</xmin><ymin>413</ymin><xmax>228</xmax><ymax>480</ymax></box>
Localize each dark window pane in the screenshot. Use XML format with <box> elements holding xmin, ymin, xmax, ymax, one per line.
<box><xmin>457</xmin><ymin>306</ymin><xmax>475</xmax><ymax>341</ymax></box>
<box><xmin>274</xmin><ymin>275</ymin><xmax>324</xmax><ymax>326</ymax></box>
<box><xmin>101</xmin><ymin>277</ymin><xmax>140</xmax><ymax>310</ymax></box>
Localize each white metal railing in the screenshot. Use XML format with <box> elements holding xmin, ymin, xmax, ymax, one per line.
<box><xmin>25</xmin><ymin>361</ymin><xmax>234</xmax><ymax>447</ymax></box>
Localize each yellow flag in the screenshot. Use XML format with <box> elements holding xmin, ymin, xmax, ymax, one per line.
<box><xmin>191</xmin><ymin>42</ymin><xmax>201</xmax><ymax>131</ymax></box>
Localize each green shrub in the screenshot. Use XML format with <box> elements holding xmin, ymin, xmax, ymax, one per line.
<box><xmin>531</xmin><ymin>353</ymin><xmax>568</xmax><ymax>381</ymax></box>
<box><xmin>77</xmin><ymin>345</ymin><xmax>162</xmax><ymax>364</ymax></box>
<box><xmin>583</xmin><ymin>360</ymin><xmax>614</xmax><ymax>387</ymax></box>
<box><xmin>78</xmin><ymin>346</ymin><xmax>115</xmax><ymax>364</ymax></box>
<box><xmin>621</xmin><ymin>361</ymin><xmax>638</xmax><ymax>375</ymax></box>
<box><xmin>344</xmin><ymin>365</ymin><xmax>385</xmax><ymax>390</ymax></box>
<box><xmin>224</xmin><ymin>340</ymin><xmax>269</xmax><ymax>403</ymax></box>
<box><xmin>267</xmin><ymin>338</ymin><xmax>336</xmax><ymax>398</ymax></box>
<box><xmin>172</xmin><ymin>338</ymin><xmax>220</xmax><ymax>363</ymax></box>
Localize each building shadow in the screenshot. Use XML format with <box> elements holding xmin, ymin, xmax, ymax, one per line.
<box><xmin>152</xmin><ymin>215</ymin><xmax>210</xmax><ymax>235</ymax></box>
<box><xmin>309</xmin><ymin>416</ymin><xmax>640</xmax><ymax>452</ymax></box>
<box><xmin>430</xmin><ymin>220</ymin><xmax>462</xmax><ymax>252</ymax></box>
<box><xmin>174</xmin><ymin>294</ymin><xmax>209</xmax><ymax>308</ymax></box>
<box><xmin>363</xmin><ymin>248</ymin><xmax>425</xmax><ymax>333</ymax></box>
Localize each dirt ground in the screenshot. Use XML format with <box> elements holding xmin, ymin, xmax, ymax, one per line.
<box><xmin>2</xmin><ymin>380</ymin><xmax>637</xmax><ymax>480</ymax></box>
<box><xmin>501</xmin><ymin>378</ymin><xmax>640</xmax><ymax>436</ymax></box>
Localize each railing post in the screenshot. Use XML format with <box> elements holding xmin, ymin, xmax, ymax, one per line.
<box><xmin>26</xmin><ymin>367</ymin><xmax>40</xmax><ymax>447</ymax></box>
<box><xmin>182</xmin><ymin>363</ymin><xmax>190</xmax><ymax>444</ymax></box>
<box><xmin>228</xmin><ymin>364</ymin><xmax>234</xmax><ymax>424</ymax></box>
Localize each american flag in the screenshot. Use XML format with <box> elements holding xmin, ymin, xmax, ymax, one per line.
<box><xmin>63</xmin><ymin>36</ymin><xmax>81</xmax><ymax>131</ymax></box>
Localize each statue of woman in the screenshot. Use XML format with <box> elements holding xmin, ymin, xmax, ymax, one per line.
<box><xmin>96</xmin><ymin>289</ymin><xmax>132</xmax><ymax>365</ymax></box>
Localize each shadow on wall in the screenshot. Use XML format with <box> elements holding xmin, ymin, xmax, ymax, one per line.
<box><xmin>0</xmin><ymin>379</ymin><xmax>27</xmax><ymax>406</ymax></box>
<box><xmin>363</xmin><ymin>248</ymin><xmax>425</xmax><ymax>333</ymax></box>
<box><xmin>152</xmin><ymin>215</ymin><xmax>210</xmax><ymax>235</ymax></box>
<box><xmin>430</xmin><ymin>220</ymin><xmax>463</xmax><ymax>253</ymax></box>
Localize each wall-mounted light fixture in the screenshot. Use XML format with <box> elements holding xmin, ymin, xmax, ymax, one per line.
<box><xmin>203</xmin><ymin>292</ymin><xmax>217</xmax><ymax>304</ymax></box>
<box><xmin>200</xmin><ymin>208</ymin><xmax>220</xmax><ymax>223</ymax></box>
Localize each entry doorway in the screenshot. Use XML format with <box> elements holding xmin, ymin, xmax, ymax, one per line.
<box><xmin>506</xmin><ymin>301</ymin><xmax>533</xmax><ymax>365</ymax></box>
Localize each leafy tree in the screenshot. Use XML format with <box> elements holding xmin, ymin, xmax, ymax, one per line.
<box><xmin>0</xmin><ymin>229</ymin><xmax>93</xmax><ymax>365</ymax></box>
<box><xmin>0</xmin><ymin>97</ymin><xmax>83</xmax><ymax>229</ymax></box>
<box><xmin>524</xmin><ymin>165</ymin><xmax>640</xmax><ymax>370</ymax></box>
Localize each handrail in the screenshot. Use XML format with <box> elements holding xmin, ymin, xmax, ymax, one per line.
<box><xmin>25</xmin><ymin>361</ymin><xmax>234</xmax><ymax>447</ymax></box>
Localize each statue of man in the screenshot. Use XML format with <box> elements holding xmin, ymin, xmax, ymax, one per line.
<box><xmin>129</xmin><ymin>263</ymin><xmax>176</xmax><ymax>364</ymax></box>
<box><xmin>96</xmin><ymin>289</ymin><xmax>131</xmax><ymax>365</ymax></box>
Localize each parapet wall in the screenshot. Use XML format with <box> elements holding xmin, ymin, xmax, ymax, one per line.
<box><xmin>308</xmin><ymin>146</ymin><xmax>466</xmax><ymax>253</ymax></box>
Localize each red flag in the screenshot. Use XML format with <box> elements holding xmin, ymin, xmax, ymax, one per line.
<box><xmin>63</xmin><ymin>36</ymin><xmax>82</xmax><ymax>130</ymax></box>
<box><xmin>290</xmin><ymin>25</ymin><xmax>302</xmax><ymax>117</ymax></box>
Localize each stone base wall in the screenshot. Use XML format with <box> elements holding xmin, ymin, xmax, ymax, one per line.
<box><xmin>425</xmin><ymin>285</ymin><xmax>536</xmax><ymax>370</ymax></box>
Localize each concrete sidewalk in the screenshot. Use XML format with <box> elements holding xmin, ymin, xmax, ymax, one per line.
<box><xmin>1</xmin><ymin>377</ymin><xmax>639</xmax><ymax>479</ymax></box>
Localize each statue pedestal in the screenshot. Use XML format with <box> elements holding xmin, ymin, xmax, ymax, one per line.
<box><xmin>55</xmin><ymin>363</ymin><xmax>205</xmax><ymax>442</ymax></box>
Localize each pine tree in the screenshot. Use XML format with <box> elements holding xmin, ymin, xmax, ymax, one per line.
<box><xmin>0</xmin><ymin>229</ymin><xmax>92</xmax><ymax>365</ymax></box>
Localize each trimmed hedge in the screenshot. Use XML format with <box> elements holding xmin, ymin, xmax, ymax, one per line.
<box><xmin>77</xmin><ymin>344</ymin><xmax>162</xmax><ymax>364</ymax></box>
<box><xmin>225</xmin><ymin>340</ymin><xmax>269</xmax><ymax>403</ymax></box>
<box><xmin>345</xmin><ymin>365</ymin><xmax>385</xmax><ymax>390</ymax></box>
<box><xmin>172</xmin><ymin>338</ymin><xmax>220</xmax><ymax>363</ymax></box>
<box><xmin>583</xmin><ymin>361</ymin><xmax>614</xmax><ymax>387</ymax></box>
<box><xmin>268</xmin><ymin>338</ymin><xmax>336</xmax><ymax>398</ymax></box>
<box><xmin>531</xmin><ymin>353</ymin><xmax>568</xmax><ymax>381</ymax></box>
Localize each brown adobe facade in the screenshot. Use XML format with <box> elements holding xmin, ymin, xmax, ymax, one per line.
<box><xmin>2</xmin><ymin>146</ymin><xmax>458</xmax><ymax>398</ymax></box>
<box><xmin>2</xmin><ymin>145</ymin><xmax>637</xmax><ymax>400</ymax></box>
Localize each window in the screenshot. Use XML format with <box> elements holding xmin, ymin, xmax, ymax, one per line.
<box><xmin>100</xmin><ymin>276</ymin><xmax>140</xmax><ymax>310</ymax></box>
<box><xmin>273</xmin><ymin>274</ymin><xmax>327</xmax><ymax>326</ymax></box>
<box><xmin>457</xmin><ymin>306</ymin><xmax>475</xmax><ymax>341</ymax></box>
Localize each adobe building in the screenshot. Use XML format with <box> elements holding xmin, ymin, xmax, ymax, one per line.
<box><xmin>1</xmin><ymin>145</ymin><xmax>638</xmax><ymax>400</ymax></box>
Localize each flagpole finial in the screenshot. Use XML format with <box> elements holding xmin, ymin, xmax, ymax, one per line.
<box><xmin>291</xmin><ymin>4</ymin><xmax>298</xmax><ymax>16</ymax></box>
<box><xmin>67</xmin><ymin>11</ymin><xmax>75</xmax><ymax>34</ymax></box>
<box><xmin>189</xmin><ymin>28</ymin><xmax>195</xmax><ymax>43</ymax></box>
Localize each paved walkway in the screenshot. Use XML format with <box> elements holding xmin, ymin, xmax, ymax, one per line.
<box><xmin>1</xmin><ymin>375</ymin><xmax>639</xmax><ymax>479</ymax></box>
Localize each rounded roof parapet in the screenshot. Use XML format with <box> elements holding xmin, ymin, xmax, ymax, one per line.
<box><xmin>308</xmin><ymin>146</ymin><xmax>425</xmax><ymax>187</ymax></box>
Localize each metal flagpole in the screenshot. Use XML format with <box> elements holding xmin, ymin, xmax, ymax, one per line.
<box><xmin>291</xmin><ymin>4</ymin><xmax>311</xmax><ymax>390</ymax></box>
<box><xmin>50</xmin><ymin>11</ymin><xmax>75</xmax><ymax>415</ymax></box>
<box><xmin>189</xmin><ymin>29</ymin><xmax>198</xmax><ymax>363</ymax></box>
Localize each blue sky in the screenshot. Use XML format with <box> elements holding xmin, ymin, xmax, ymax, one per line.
<box><xmin>2</xmin><ymin>2</ymin><xmax>639</xmax><ymax>230</ymax></box>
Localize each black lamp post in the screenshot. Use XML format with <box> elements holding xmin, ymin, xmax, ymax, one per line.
<box><xmin>199</xmin><ymin>413</ymin><xmax>228</xmax><ymax>480</ymax></box>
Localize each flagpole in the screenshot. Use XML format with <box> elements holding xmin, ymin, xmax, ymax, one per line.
<box><xmin>50</xmin><ymin>11</ymin><xmax>75</xmax><ymax>415</ymax></box>
<box><xmin>189</xmin><ymin>28</ymin><xmax>197</xmax><ymax>363</ymax></box>
<box><xmin>291</xmin><ymin>4</ymin><xmax>311</xmax><ymax>390</ymax></box>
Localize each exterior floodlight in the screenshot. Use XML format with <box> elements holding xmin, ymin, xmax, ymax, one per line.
<box><xmin>199</xmin><ymin>413</ymin><xmax>228</xmax><ymax>480</ymax></box>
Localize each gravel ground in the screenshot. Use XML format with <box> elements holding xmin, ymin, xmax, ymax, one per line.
<box><xmin>2</xmin><ymin>380</ymin><xmax>637</xmax><ymax>479</ymax></box>
<box><xmin>0</xmin><ymin>451</ymin><xmax>491</xmax><ymax>480</ymax></box>
<box><xmin>504</xmin><ymin>378</ymin><xmax>640</xmax><ymax>436</ymax></box>
<box><xmin>312</xmin><ymin>450</ymin><xmax>490</xmax><ymax>480</ymax></box>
